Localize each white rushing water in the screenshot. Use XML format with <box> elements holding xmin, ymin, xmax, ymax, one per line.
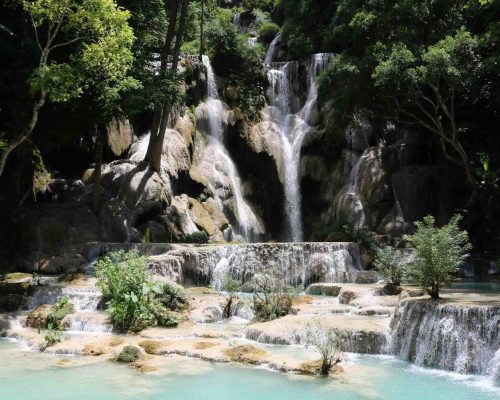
<box><xmin>199</xmin><ymin>56</ymin><xmax>263</xmax><ymax>242</ymax></box>
<box><xmin>264</xmin><ymin>33</ymin><xmax>281</xmax><ymax>65</ymax></box>
<box><xmin>391</xmin><ymin>299</ymin><xmax>500</xmax><ymax>383</ymax></box>
<box><xmin>334</xmin><ymin>150</ymin><xmax>368</xmax><ymax>229</ymax></box>
<box><xmin>266</xmin><ymin>54</ymin><xmax>333</xmax><ymax>241</ymax></box>
<box><xmin>207</xmin><ymin>242</ymin><xmax>361</xmax><ymax>291</ymax></box>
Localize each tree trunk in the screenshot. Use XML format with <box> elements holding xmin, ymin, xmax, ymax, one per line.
<box><xmin>146</xmin><ymin>105</ymin><xmax>170</xmax><ymax>173</ymax></box>
<box><xmin>92</xmin><ymin>124</ymin><xmax>104</xmax><ymax>212</ymax></box>
<box><xmin>171</xmin><ymin>0</ymin><xmax>190</xmax><ymax>71</ymax></box>
<box><xmin>144</xmin><ymin>0</ymin><xmax>181</xmax><ymax>172</ymax></box>
<box><xmin>199</xmin><ymin>0</ymin><xmax>205</xmax><ymax>61</ymax></box>
<box><xmin>0</xmin><ymin>92</ymin><xmax>46</xmax><ymax>177</ymax></box>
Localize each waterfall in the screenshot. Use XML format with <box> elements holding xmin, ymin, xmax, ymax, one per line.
<box><xmin>264</xmin><ymin>33</ymin><xmax>281</xmax><ymax>64</ymax></box>
<box><xmin>391</xmin><ymin>299</ymin><xmax>500</xmax><ymax>379</ymax></box>
<box><xmin>29</xmin><ymin>285</ymin><xmax>103</xmax><ymax>312</ymax></box>
<box><xmin>335</xmin><ymin>150</ymin><xmax>368</xmax><ymax>229</ymax></box>
<box><xmin>201</xmin><ymin>242</ymin><xmax>362</xmax><ymax>291</ymax></box>
<box><xmin>266</xmin><ymin>54</ymin><xmax>333</xmax><ymax>241</ymax></box>
<box><xmin>200</xmin><ymin>56</ymin><xmax>263</xmax><ymax>241</ymax></box>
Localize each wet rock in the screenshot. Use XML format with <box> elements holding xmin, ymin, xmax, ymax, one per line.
<box><xmin>306</xmin><ymin>283</ymin><xmax>341</xmax><ymax>296</ymax></box>
<box><xmin>354</xmin><ymin>271</ymin><xmax>379</xmax><ymax>284</ymax></box>
<box><xmin>83</xmin><ymin>343</ymin><xmax>108</xmax><ymax>356</ymax></box>
<box><xmin>296</xmin><ymin>359</ymin><xmax>344</xmax><ymax>376</ymax></box>
<box><xmin>107</xmin><ymin>116</ymin><xmax>132</xmax><ymax>157</ymax></box>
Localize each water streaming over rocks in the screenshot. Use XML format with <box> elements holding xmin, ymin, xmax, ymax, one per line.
<box><xmin>197</xmin><ymin>56</ymin><xmax>264</xmax><ymax>242</ymax></box>
<box><xmin>29</xmin><ymin>285</ymin><xmax>103</xmax><ymax>312</ymax></box>
<box><xmin>265</xmin><ymin>54</ymin><xmax>333</xmax><ymax>241</ymax></box>
<box><xmin>391</xmin><ymin>299</ymin><xmax>500</xmax><ymax>382</ymax></box>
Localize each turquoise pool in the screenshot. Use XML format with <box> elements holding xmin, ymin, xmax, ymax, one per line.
<box><xmin>449</xmin><ymin>281</ymin><xmax>500</xmax><ymax>292</ymax></box>
<box><xmin>0</xmin><ymin>340</ymin><xmax>498</xmax><ymax>400</ymax></box>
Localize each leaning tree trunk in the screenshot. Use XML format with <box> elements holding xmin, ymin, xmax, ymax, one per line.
<box><xmin>199</xmin><ymin>0</ymin><xmax>205</xmax><ymax>61</ymax></box>
<box><xmin>0</xmin><ymin>92</ymin><xmax>46</xmax><ymax>177</ymax></box>
<box><xmin>92</xmin><ymin>124</ymin><xmax>104</xmax><ymax>212</ymax></box>
<box><xmin>171</xmin><ymin>0</ymin><xmax>190</xmax><ymax>71</ymax></box>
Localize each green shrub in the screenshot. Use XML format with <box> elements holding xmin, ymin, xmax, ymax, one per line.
<box><xmin>252</xmin><ymin>275</ymin><xmax>298</xmax><ymax>322</ymax></box>
<box><xmin>258</xmin><ymin>22</ymin><xmax>280</xmax><ymax>44</ymax></box>
<box><xmin>185</xmin><ymin>231</ymin><xmax>209</xmax><ymax>244</ymax></box>
<box><xmin>374</xmin><ymin>246</ymin><xmax>405</xmax><ymax>288</ymax></box>
<box><xmin>160</xmin><ymin>281</ymin><xmax>189</xmax><ymax>311</ymax></box>
<box><xmin>44</xmin><ymin>322</ymin><xmax>63</xmax><ymax>347</ymax></box>
<box><xmin>94</xmin><ymin>251</ymin><xmax>171</xmax><ymax>332</ymax></box>
<box><xmin>404</xmin><ymin>215</ymin><xmax>472</xmax><ymax>299</ymax></box>
<box><xmin>117</xmin><ymin>345</ymin><xmax>141</xmax><ymax>363</ymax></box>
<box><xmin>221</xmin><ymin>274</ymin><xmax>242</xmax><ymax>319</ymax></box>
<box><xmin>47</xmin><ymin>297</ymin><xmax>74</xmax><ymax>327</ymax></box>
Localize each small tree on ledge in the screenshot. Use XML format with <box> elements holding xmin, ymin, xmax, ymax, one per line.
<box><xmin>304</xmin><ymin>319</ymin><xmax>342</xmax><ymax>376</ymax></box>
<box><xmin>404</xmin><ymin>215</ymin><xmax>472</xmax><ymax>299</ymax></box>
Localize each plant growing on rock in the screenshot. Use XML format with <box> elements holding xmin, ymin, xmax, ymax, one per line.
<box><xmin>304</xmin><ymin>319</ymin><xmax>342</xmax><ymax>376</ymax></box>
<box><xmin>252</xmin><ymin>275</ymin><xmax>298</xmax><ymax>322</ymax></box>
<box><xmin>44</xmin><ymin>322</ymin><xmax>63</xmax><ymax>347</ymax></box>
<box><xmin>221</xmin><ymin>274</ymin><xmax>241</xmax><ymax>319</ymax></box>
<box><xmin>160</xmin><ymin>280</ymin><xmax>189</xmax><ymax>311</ymax></box>
<box><xmin>374</xmin><ymin>246</ymin><xmax>406</xmax><ymax>293</ymax></box>
<box><xmin>94</xmin><ymin>251</ymin><xmax>179</xmax><ymax>332</ymax></box>
<box><xmin>404</xmin><ymin>215</ymin><xmax>472</xmax><ymax>299</ymax></box>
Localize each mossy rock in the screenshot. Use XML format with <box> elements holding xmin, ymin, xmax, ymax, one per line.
<box><xmin>26</xmin><ymin>300</ymin><xmax>75</xmax><ymax>329</ymax></box>
<box><xmin>223</xmin><ymin>345</ymin><xmax>268</xmax><ymax>365</ymax></box>
<box><xmin>5</xmin><ymin>273</ymin><xmax>33</xmax><ymax>283</ymax></box>
<box><xmin>26</xmin><ymin>305</ymin><xmax>54</xmax><ymax>329</ymax></box>
<box><xmin>117</xmin><ymin>346</ymin><xmax>141</xmax><ymax>363</ymax></box>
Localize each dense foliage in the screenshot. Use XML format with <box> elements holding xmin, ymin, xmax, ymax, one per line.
<box><xmin>374</xmin><ymin>246</ymin><xmax>406</xmax><ymax>288</ymax></box>
<box><xmin>405</xmin><ymin>215</ymin><xmax>472</xmax><ymax>299</ymax></box>
<box><xmin>94</xmin><ymin>251</ymin><xmax>182</xmax><ymax>332</ymax></box>
<box><xmin>252</xmin><ymin>275</ymin><xmax>298</xmax><ymax>322</ymax></box>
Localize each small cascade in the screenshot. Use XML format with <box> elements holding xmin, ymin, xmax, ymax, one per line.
<box><xmin>198</xmin><ymin>56</ymin><xmax>264</xmax><ymax>241</ymax></box>
<box><xmin>266</xmin><ymin>54</ymin><xmax>333</xmax><ymax>241</ymax></box>
<box><xmin>203</xmin><ymin>242</ymin><xmax>362</xmax><ymax>290</ymax></box>
<box><xmin>29</xmin><ymin>285</ymin><xmax>103</xmax><ymax>312</ymax></box>
<box><xmin>489</xmin><ymin>348</ymin><xmax>500</xmax><ymax>385</ymax></box>
<box><xmin>264</xmin><ymin>33</ymin><xmax>281</xmax><ymax>64</ymax></box>
<box><xmin>391</xmin><ymin>299</ymin><xmax>500</xmax><ymax>376</ymax></box>
<box><xmin>63</xmin><ymin>311</ymin><xmax>113</xmax><ymax>334</ymax></box>
<box><xmin>334</xmin><ymin>150</ymin><xmax>368</xmax><ymax>229</ymax></box>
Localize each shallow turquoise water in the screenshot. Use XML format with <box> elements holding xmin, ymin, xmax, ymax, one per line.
<box><xmin>0</xmin><ymin>340</ymin><xmax>498</xmax><ymax>400</ymax></box>
<box><xmin>449</xmin><ymin>281</ymin><xmax>500</xmax><ymax>292</ymax></box>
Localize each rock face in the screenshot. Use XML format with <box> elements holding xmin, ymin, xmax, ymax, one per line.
<box><xmin>391</xmin><ymin>298</ymin><xmax>500</xmax><ymax>376</ymax></box>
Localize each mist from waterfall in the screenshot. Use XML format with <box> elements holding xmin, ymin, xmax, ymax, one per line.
<box><xmin>266</xmin><ymin>54</ymin><xmax>332</xmax><ymax>242</ymax></box>
<box><xmin>200</xmin><ymin>56</ymin><xmax>263</xmax><ymax>241</ymax></box>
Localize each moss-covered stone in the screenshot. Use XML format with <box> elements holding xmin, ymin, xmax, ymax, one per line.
<box><xmin>223</xmin><ymin>345</ymin><xmax>268</xmax><ymax>364</ymax></box>
<box><xmin>117</xmin><ymin>345</ymin><xmax>141</xmax><ymax>363</ymax></box>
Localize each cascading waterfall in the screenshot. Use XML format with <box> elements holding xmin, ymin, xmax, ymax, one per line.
<box><xmin>207</xmin><ymin>242</ymin><xmax>362</xmax><ymax>291</ymax></box>
<box><xmin>264</xmin><ymin>33</ymin><xmax>281</xmax><ymax>65</ymax></box>
<box><xmin>266</xmin><ymin>54</ymin><xmax>333</xmax><ymax>241</ymax></box>
<box><xmin>391</xmin><ymin>299</ymin><xmax>500</xmax><ymax>381</ymax></box>
<box><xmin>200</xmin><ymin>56</ymin><xmax>263</xmax><ymax>241</ymax></box>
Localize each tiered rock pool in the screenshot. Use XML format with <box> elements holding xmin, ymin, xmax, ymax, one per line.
<box><xmin>1</xmin><ymin>340</ymin><xmax>498</xmax><ymax>400</ymax></box>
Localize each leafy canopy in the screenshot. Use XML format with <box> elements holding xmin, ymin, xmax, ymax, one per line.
<box><xmin>21</xmin><ymin>0</ymin><xmax>136</xmax><ymax>111</ymax></box>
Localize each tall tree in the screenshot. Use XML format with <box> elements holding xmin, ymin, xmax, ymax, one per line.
<box><xmin>144</xmin><ymin>0</ymin><xmax>190</xmax><ymax>173</ymax></box>
<box><xmin>0</xmin><ymin>0</ymin><xmax>135</xmax><ymax>178</ymax></box>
